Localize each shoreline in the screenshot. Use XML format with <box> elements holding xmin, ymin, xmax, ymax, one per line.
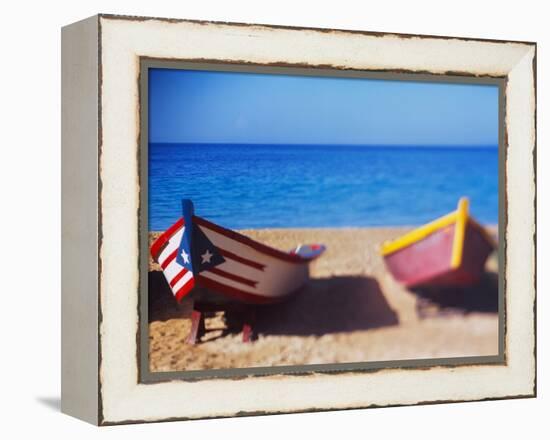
<box><xmin>149</xmin><ymin>223</ymin><xmax>498</xmax><ymax>234</ymax></box>
<box><xmin>148</xmin><ymin>225</ymin><xmax>498</xmax><ymax>272</ymax></box>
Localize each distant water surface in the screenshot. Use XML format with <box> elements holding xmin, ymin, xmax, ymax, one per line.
<box><xmin>148</xmin><ymin>143</ymin><xmax>498</xmax><ymax>231</ymax></box>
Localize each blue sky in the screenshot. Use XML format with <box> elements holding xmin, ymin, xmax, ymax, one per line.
<box><xmin>149</xmin><ymin>68</ymin><xmax>499</xmax><ymax>146</ymax></box>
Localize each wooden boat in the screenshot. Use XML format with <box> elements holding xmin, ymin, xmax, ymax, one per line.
<box><xmin>150</xmin><ymin>200</ymin><xmax>326</xmax><ymax>305</ymax></box>
<box><xmin>380</xmin><ymin>198</ymin><xmax>496</xmax><ymax>289</ymax></box>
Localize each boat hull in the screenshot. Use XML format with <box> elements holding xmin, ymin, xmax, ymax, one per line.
<box><xmin>383</xmin><ymin>220</ymin><xmax>494</xmax><ymax>289</ymax></box>
<box><xmin>151</xmin><ymin>215</ymin><xmax>324</xmax><ymax>305</ymax></box>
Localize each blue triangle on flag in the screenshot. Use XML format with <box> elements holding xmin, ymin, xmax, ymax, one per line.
<box><xmin>175</xmin><ymin>199</ymin><xmax>225</xmax><ymax>274</ymax></box>
<box><xmin>191</xmin><ymin>223</ymin><xmax>225</xmax><ymax>273</ymax></box>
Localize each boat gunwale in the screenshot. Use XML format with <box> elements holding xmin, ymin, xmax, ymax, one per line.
<box><xmin>192</xmin><ymin>215</ymin><xmax>324</xmax><ymax>264</ymax></box>
<box><xmin>380</xmin><ymin>199</ymin><xmax>496</xmax><ymax>258</ymax></box>
<box><xmin>150</xmin><ymin>215</ymin><xmax>325</xmax><ymax>265</ymax></box>
<box><xmin>380</xmin><ymin>211</ymin><xmax>458</xmax><ymax>257</ymax></box>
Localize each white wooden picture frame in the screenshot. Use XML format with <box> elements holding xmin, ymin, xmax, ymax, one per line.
<box><xmin>61</xmin><ymin>14</ymin><xmax>536</xmax><ymax>425</ymax></box>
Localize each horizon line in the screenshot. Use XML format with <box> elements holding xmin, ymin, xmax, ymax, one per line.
<box><xmin>149</xmin><ymin>141</ymin><xmax>498</xmax><ymax>148</ymax></box>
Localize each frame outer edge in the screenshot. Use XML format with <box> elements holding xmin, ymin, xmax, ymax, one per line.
<box><xmin>534</xmin><ymin>45</ymin><xmax>537</xmax><ymax>397</ymax></box>
<box><xmin>61</xmin><ymin>14</ymin><xmax>100</xmax><ymax>425</ymax></box>
<box><xmin>95</xmin><ymin>16</ymin><xmax>537</xmax><ymax>424</ymax></box>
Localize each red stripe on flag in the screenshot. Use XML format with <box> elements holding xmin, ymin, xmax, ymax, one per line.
<box><xmin>196</xmin><ymin>275</ymin><xmax>302</xmax><ymax>304</ymax></box>
<box><xmin>196</xmin><ymin>275</ymin><xmax>283</xmax><ymax>304</ymax></box>
<box><xmin>218</xmin><ymin>248</ymin><xmax>266</xmax><ymax>271</ymax></box>
<box><xmin>150</xmin><ymin>218</ymin><xmax>185</xmax><ymax>260</ymax></box>
<box><xmin>174</xmin><ymin>278</ymin><xmax>195</xmax><ymax>302</ymax></box>
<box><xmin>206</xmin><ymin>267</ymin><xmax>258</xmax><ymax>288</ymax></box>
<box><xmin>160</xmin><ymin>249</ymin><xmax>178</xmax><ymax>270</ymax></box>
<box><xmin>169</xmin><ymin>268</ymin><xmax>189</xmax><ymax>288</ymax></box>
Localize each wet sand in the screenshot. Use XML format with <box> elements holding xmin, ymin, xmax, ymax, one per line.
<box><xmin>148</xmin><ymin>227</ymin><xmax>499</xmax><ymax>372</ymax></box>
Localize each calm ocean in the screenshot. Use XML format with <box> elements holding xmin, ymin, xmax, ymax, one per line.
<box><xmin>148</xmin><ymin>143</ymin><xmax>498</xmax><ymax>231</ymax></box>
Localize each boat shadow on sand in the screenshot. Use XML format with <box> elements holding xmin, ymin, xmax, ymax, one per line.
<box><xmin>253</xmin><ymin>276</ymin><xmax>399</xmax><ymax>336</ymax></box>
<box><xmin>410</xmin><ymin>271</ymin><xmax>499</xmax><ymax>318</ymax></box>
<box><xmin>148</xmin><ymin>271</ymin><xmax>399</xmax><ymax>337</ymax></box>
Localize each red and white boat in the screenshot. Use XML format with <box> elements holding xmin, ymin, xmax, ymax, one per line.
<box><xmin>150</xmin><ymin>200</ymin><xmax>326</xmax><ymax>305</ymax></box>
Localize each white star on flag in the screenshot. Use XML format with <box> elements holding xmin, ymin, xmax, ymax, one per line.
<box><xmin>180</xmin><ymin>248</ymin><xmax>190</xmax><ymax>263</ymax></box>
<box><xmin>201</xmin><ymin>249</ymin><xmax>213</xmax><ymax>264</ymax></box>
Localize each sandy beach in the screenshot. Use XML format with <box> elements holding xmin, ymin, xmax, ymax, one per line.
<box><xmin>148</xmin><ymin>227</ymin><xmax>499</xmax><ymax>372</ymax></box>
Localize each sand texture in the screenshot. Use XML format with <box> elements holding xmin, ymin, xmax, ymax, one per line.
<box><xmin>148</xmin><ymin>227</ymin><xmax>499</xmax><ymax>372</ymax></box>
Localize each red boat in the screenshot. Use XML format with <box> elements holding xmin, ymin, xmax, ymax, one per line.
<box><xmin>380</xmin><ymin>198</ymin><xmax>496</xmax><ymax>289</ymax></box>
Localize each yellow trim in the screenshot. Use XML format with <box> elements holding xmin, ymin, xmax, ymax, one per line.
<box><xmin>450</xmin><ymin>197</ymin><xmax>469</xmax><ymax>269</ymax></box>
<box><xmin>380</xmin><ymin>211</ymin><xmax>457</xmax><ymax>256</ymax></box>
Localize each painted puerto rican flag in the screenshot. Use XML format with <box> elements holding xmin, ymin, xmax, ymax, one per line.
<box><xmin>150</xmin><ymin>200</ymin><xmax>225</xmax><ymax>302</ymax></box>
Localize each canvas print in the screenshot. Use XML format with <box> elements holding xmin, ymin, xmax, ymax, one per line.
<box><xmin>145</xmin><ymin>67</ymin><xmax>500</xmax><ymax>374</ymax></box>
